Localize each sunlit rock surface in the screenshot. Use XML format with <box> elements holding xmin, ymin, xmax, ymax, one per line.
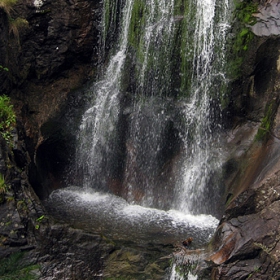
<box><xmin>252</xmin><ymin>1</ymin><xmax>280</xmax><ymax>36</ymax></box>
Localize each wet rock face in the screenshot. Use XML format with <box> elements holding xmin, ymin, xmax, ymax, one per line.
<box><xmin>209</xmin><ymin>172</ymin><xmax>280</xmax><ymax>279</ymax></box>
<box><xmin>207</xmin><ymin>77</ymin><xmax>280</xmax><ymax>279</ymax></box>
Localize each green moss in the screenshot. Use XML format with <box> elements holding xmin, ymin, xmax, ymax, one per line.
<box><xmin>255</xmin><ymin>103</ymin><xmax>274</xmax><ymax>142</ymax></box>
<box><xmin>0</xmin><ymin>173</ymin><xmax>8</xmax><ymax>204</ymax></box>
<box><xmin>227</xmin><ymin>1</ymin><xmax>258</xmax><ymax>80</ymax></box>
<box><xmin>174</xmin><ymin>0</ymin><xmax>186</xmax><ymax>16</ymax></box>
<box><xmin>128</xmin><ymin>0</ymin><xmax>146</xmax><ymax>59</ymax></box>
<box><xmin>235</xmin><ymin>0</ymin><xmax>257</xmax><ymax>25</ymax></box>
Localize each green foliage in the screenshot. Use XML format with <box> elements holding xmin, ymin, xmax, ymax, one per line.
<box><xmin>174</xmin><ymin>0</ymin><xmax>186</xmax><ymax>16</ymax></box>
<box><xmin>36</xmin><ymin>215</ymin><xmax>45</xmax><ymax>222</ymax></box>
<box><xmin>0</xmin><ymin>252</ymin><xmax>40</xmax><ymax>280</ymax></box>
<box><xmin>103</xmin><ymin>0</ymin><xmax>118</xmax><ymax>47</ymax></box>
<box><xmin>235</xmin><ymin>0</ymin><xmax>257</xmax><ymax>26</ymax></box>
<box><xmin>0</xmin><ymin>95</ymin><xmax>16</xmax><ymax>143</ymax></box>
<box><xmin>0</xmin><ymin>173</ymin><xmax>9</xmax><ymax>204</ymax></box>
<box><xmin>0</xmin><ymin>65</ymin><xmax>9</xmax><ymax>72</ymax></box>
<box><xmin>35</xmin><ymin>215</ymin><xmax>47</xmax><ymax>230</ymax></box>
<box><xmin>17</xmin><ymin>200</ymin><xmax>27</xmax><ymax>209</ymax></box>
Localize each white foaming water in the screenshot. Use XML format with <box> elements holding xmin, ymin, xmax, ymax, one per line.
<box><xmin>48</xmin><ymin>187</ymin><xmax>218</xmax><ymax>245</ymax></box>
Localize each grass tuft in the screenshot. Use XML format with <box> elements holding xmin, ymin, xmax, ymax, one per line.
<box><xmin>0</xmin><ymin>0</ymin><xmax>18</xmax><ymax>16</ymax></box>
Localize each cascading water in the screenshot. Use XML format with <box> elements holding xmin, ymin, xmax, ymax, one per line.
<box><xmin>75</xmin><ymin>0</ymin><xmax>231</xmax><ymax>214</ymax></box>
<box><xmin>77</xmin><ymin>0</ymin><xmax>134</xmax><ymax>190</ymax></box>
<box><xmin>47</xmin><ymin>0</ymin><xmax>232</xmax><ymax>277</ymax></box>
<box><xmin>174</xmin><ymin>0</ymin><xmax>231</xmax><ymax>214</ymax></box>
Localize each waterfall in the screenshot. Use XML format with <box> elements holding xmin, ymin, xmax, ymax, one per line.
<box><xmin>39</xmin><ymin>1</ymin><xmax>236</xmax><ymax>278</ymax></box>
<box><xmin>36</xmin><ymin>0</ymin><xmax>235</xmax><ymax>259</ymax></box>
<box><xmin>46</xmin><ymin>1</ymin><xmax>233</xmax><ymax>277</ymax></box>
<box><xmin>174</xmin><ymin>0</ymin><xmax>231</xmax><ymax>214</ymax></box>
<box><xmin>75</xmin><ymin>0</ymin><xmax>231</xmax><ymax>217</ymax></box>
<box><xmin>77</xmin><ymin>0</ymin><xmax>135</xmax><ymax>190</ymax></box>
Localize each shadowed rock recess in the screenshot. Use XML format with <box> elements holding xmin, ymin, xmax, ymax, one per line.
<box><xmin>1</xmin><ymin>0</ymin><xmax>280</xmax><ymax>279</ymax></box>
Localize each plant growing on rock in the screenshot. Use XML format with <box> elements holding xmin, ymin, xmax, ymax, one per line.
<box><xmin>9</xmin><ymin>17</ymin><xmax>28</xmax><ymax>42</ymax></box>
<box><xmin>0</xmin><ymin>65</ymin><xmax>9</xmax><ymax>72</ymax></box>
<box><xmin>0</xmin><ymin>0</ymin><xmax>29</xmax><ymax>43</ymax></box>
<box><xmin>0</xmin><ymin>0</ymin><xmax>17</xmax><ymax>16</ymax></box>
<box><xmin>0</xmin><ymin>95</ymin><xmax>16</xmax><ymax>143</ymax></box>
<box><xmin>227</xmin><ymin>0</ymin><xmax>258</xmax><ymax>79</ymax></box>
<box><xmin>0</xmin><ymin>173</ymin><xmax>7</xmax><ymax>204</ymax></box>
<box><xmin>0</xmin><ymin>173</ymin><xmax>7</xmax><ymax>194</ymax></box>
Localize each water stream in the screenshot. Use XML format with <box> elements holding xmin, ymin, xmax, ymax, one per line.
<box><xmin>47</xmin><ymin>0</ymin><xmax>232</xmax><ymax>278</ymax></box>
<box><xmin>174</xmin><ymin>0</ymin><xmax>230</xmax><ymax>214</ymax></box>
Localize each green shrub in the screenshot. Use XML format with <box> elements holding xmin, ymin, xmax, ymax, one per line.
<box><xmin>0</xmin><ymin>95</ymin><xmax>16</xmax><ymax>143</ymax></box>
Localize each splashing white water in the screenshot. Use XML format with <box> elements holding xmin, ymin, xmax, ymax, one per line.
<box><xmin>174</xmin><ymin>0</ymin><xmax>231</xmax><ymax>214</ymax></box>
<box><xmin>48</xmin><ymin>186</ymin><xmax>218</xmax><ymax>244</ymax></box>
<box><xmin>77</xmin><ymin>0</ymin><xmax>135</xmax><ymax>188</ymax></box>
<box><xmin>169</xmin><ymin>263</ymin><xmax>198</xmax><ymax>280</ymax></box>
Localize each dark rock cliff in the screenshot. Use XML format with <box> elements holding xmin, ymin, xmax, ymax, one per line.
<box><xmin>0</xmin><ymin>0</ymin><xmax>101</xmax><ymax>199</ymax></box>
